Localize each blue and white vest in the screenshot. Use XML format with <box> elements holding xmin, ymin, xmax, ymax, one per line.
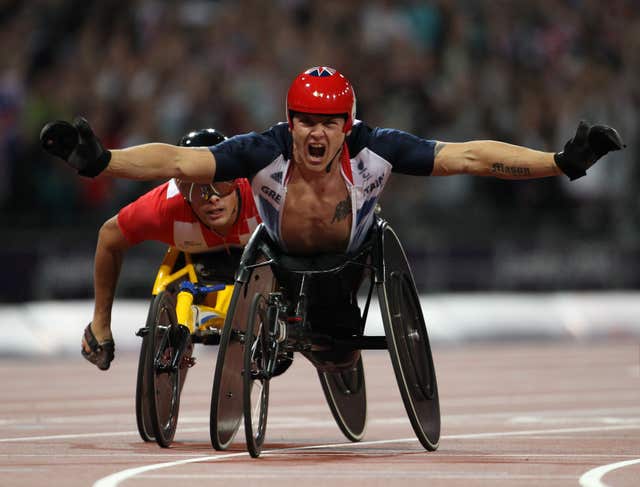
<box><xmin>211</xmin><ymin>121</ymin><xmax>436</xmax><ymax>253</ymax></box>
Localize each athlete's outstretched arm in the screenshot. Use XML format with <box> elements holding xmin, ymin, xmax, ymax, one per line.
<box><xmin>89</xmin><ymin>215</ymin><xmax>132</xmax><ymax>344</ymax></box>
<box><xmin>40</xmin><ymin>117</ymin><xmax>216</xmax><ymax>182</ymax></box>
<box><xmin>107</xmin><ymin>144</ymin><xmax>216</xmax><ymax>183</ymax></box>
<box><xmin>432</xmin><ymin>140</ymin><xmax>560</xmax><ymax>179</ymax></box>
<box><xmin>432</xmin><ymin>121</ymin><xmax>624</xmax><ymax>180</ymax></box>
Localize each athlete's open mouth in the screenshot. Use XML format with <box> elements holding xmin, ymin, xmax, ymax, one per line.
<box><xmin>308</xmin><ymin>144</ymin><xmax>326</xmax><ymax>158</ymax></box>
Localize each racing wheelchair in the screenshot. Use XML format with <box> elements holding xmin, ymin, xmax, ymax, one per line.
<box><xmin>135</xmin><ymin>246</ymin><xmax>239</xmax><ymax>447</ymax></box>
<box><xmin>209</xmin><ymin>218</ymin><xmax>440</xmax><ymax>457</ymax></box>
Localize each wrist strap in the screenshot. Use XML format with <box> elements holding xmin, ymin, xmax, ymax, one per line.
<box><xmin>554</xmin><ymin>152</ymin><xmax>586</xmax><ymax>181</ymax></box>
<box><xmin>78</xmin><ymin>150</ymin><xmax>112</xmax><ymax>178</ymax></box>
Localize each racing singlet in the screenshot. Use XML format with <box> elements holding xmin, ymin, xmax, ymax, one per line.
<box><xmin>117</xmin><ymin>178</ymin><xmax>260</xmax><ymax>253</ymax></box>
<box><xmin>210</xmin><ymin>121</ymin><xmax>436</xmax><ymax>253</ymax></box>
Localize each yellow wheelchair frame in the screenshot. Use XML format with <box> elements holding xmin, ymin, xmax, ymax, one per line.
<box><xmin>136</xmin><ymin>245</ymin><xmax>236</xmax><ymax>447</ymax></box>
<box><xmin>151</xmin><ymin>246</ymin><xmax>234</xmax><ymax>335</ymax></box>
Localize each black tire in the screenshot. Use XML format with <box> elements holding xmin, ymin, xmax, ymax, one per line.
<box><xmin>135</xmin><ymin>317</ymin><xmax>154</xmax><ymax>442</ymax></box>
<box><xmin>210</xmin><ymin>260</ymin><xmax>274</xmax><ymax>450</ymax></box>
<box><xmin>317</xmin><ymin>355</ymin><xmax>367</xmax><ymax>442</ymax></box>
<box><xmin>243</xmin><ymin>293</ymin><xmax>271</xmax><ymax>458</ymax></box>
<box><xmin>145</xmin><ymin>291</ymin><xmax>189</xmax><ymax>448</ymax></box>
<box><xmin>378</xmin><ymin>226</ymin><xmax>440</xmax><ymax>451</ymax></box>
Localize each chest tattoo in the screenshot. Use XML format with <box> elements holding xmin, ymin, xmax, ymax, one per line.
<box><xmin>331</xmin><ymin>194</ymin><xmax>352</xmax><ymax>223</ymax></box>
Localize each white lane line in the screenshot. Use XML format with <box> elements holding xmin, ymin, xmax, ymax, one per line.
<box><xmin>93</xmin><ymin>437</ymin><xmax>433</xmax><ymax>487</ymax></box>
<box><xmin>2</xmin><ymin>404</ymin><xmax>637</xmax><ymax>429</ymax></box>
<box><xmin>2</xmin><ymin>391</ymin><xmax>637</xmax><ymax>423</ymax></box>
<box><xmin>0</xmin><ymin>398</ymin><xmax>132</xmax><ymax>413</ymax></box>
<box><xmin>93</xmin><ymin>451</ymin><xmax>248</xmax><ymax>487</ymax></box>
<box><xmin>0</xmin><ymin>431</ymin><xmax>138</xmax><ymax>442</ymax></box>
<box><xmin>2</xmin><ymin>415</ymin><xmax>639</xmax><ymax>443</ymax></box>
<box><xmin>0</xmin><ymin>427</ymin><xmax>204</xmax><ymax>443</ymax></box>
<box><xmin>440</xmin><ymin>390</ymin><xmax>640</xmax><ymax>408</ymax></box>
<box><xmin>6</xmin><ymin>453</ymin><xmax>640</xmax><ymax>459</ymax></box>
<box><xmin>579</xmin><ymin>458</ymin><xmax>640</xmax><ymax>487</ymax></box>
<box><xmin>445</xmin><ymin>424</ymin><xmax>640</xmax><ymax>440</ymax></box>
<box><xmin>3</xmin><ymin>404</ymin><xmax>636</xmax><ymax>427</ymax></box>
<box><xmin>140</xmin><ymin>472</ymin><xmax>579</xmax><ymax>480</ymax></box>
<box><xmin>93</xmin><ymin>424</ymin><xmax>640</xmax><ymax>487</ymax></box>
<box><xmin>0</xmin><ymin>468</ymin><xmax>39</xmax><ymax>472</ymax></box>
<box><xmin>1</xmin><ymin>388</ymin><xmax>636</xmax><ymax>416</ymax></box>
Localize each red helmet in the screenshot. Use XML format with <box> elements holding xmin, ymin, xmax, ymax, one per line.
<box><xmin>286</xmin><ymin>66</ymin><xmax>356</xmax><ymax>132</ymax></box>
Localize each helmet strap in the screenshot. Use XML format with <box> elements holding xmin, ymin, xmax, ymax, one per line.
<box><xmin>187</xmin><ymin>183</ymin><xmax>195</xmax><ymax>203</ymax></box>
<box><xmin>325</xmin><ymin>141</ymin><xmax>345</xmax><ymax>173</ymax></box>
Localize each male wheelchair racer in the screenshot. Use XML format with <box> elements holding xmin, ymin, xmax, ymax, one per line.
<box><xmin>210</xmin><ymin>217</ymin><xmax>441</xmax><ymax>457</ymax></box>
<box><xmin>135</xmin><ymin>246</ymin><xmax>238</xmax><ymax>447</ymax></box>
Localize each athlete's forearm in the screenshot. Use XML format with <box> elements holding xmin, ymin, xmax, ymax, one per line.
<box><xmin>471</xmin><ymin>141</ymin><xmax>560</xmax><ymax>179</ymax></box>
<box><xmin>105</xmin><ymin>144</ymin><xmax>216</xmax><ymax>183</ymax></box>
<box><xmin>91</xmin><ymin>218</ymin><xmax>130</xmax><ymax>329</ymax></box>
<box><xmin>434</xmin><ymin>141</ymin><xmax>561</xmax><ymax>179</ymax></box>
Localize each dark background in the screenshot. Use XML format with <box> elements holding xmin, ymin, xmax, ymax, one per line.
<box><xmin>1</xmin><ymin>0</ymin><xmax>638</xmax><ymax>302</ymax></box>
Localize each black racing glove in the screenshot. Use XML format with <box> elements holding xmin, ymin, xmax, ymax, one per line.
<box><xmin>554</xmin><ymin>120</ymin><xmax>625</xmax><ymax>181</ymax></box>
<box><xmin>40</xmin><ymin>116</ymin><xmax>111</xmax><ymax>177</ymax></box>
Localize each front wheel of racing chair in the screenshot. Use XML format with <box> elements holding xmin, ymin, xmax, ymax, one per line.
<box><xmin>135</xmin><ymin>247</ymin><xmax>203</xmax><ymax>447</ymax></box>
<box><xmin>135</xmin><ymin>304</ymin><xmax>156</xmax><ymax>442</ymax></box>
<box><xmin>144</xmin><ymin>290</ymin><xmax>193</xmax><ymax>447</ymax></box>
<box><xmin>210</xmin><ymin>226</ymin><xmax>276</xmax><ymax>450</ymax></box>
<box><xmin>376</xmin><ymin>221</ymin><xmax>440</xmax><ymax>451</ymax></box>
<box><xmin>243</xmin><ymin>292</ymin><xmax>274</xmax><ymax>457</ymax></box>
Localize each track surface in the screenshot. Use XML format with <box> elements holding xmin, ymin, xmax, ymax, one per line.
<box><xmin>1</xmin><ymin>341</ymin><xmax>639</xmax><ymax>486</ymax></box>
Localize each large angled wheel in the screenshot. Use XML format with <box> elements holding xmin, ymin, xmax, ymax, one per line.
<box><xmin>378</xmin><ymin>225</ymin><xmax>440</xmax><ymax>451</ymax></box>
<box><xmin>209</xmin><ymin>284</ymin><xmax>247</xmax><ymax>450</ymax></box>
<box><xmin>145</xmin><ymin>291</ymin><xmax>192</xmax><ymax>448</ymax></box>
<box><xmin>317</xmin><ymin>355</ymin><xmax>366</xmax><ymax>442</ymax></box>
<box><xmin>135</xmin><ymin>303</ymin><xmax>154</xmax><ymax>442</ymax></box>
<box><xmin>243</xmin><ymin>293</ymin><xmax>272</xmax><ymax>457</ymax></box>
<box><xmin>210</xmin><ymin>260</ymin><xmax>274</xmax><ymax>450</ymax></box>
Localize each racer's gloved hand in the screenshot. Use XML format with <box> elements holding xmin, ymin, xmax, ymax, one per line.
<box><xmin>554</xmin><ymin>120</ymin><xmax>625</xmax><ymax>180</ymax></box>
<box><xmin>40</xmin><ymin>116</ymin><xmax>111</xmax><ymax>177</ymax></box>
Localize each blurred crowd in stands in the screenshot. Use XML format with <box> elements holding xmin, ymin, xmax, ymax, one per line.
<box><xmin>1</xmin><ymin>0</ymin><xmax>639</xmax><ymax>298</ymax></box>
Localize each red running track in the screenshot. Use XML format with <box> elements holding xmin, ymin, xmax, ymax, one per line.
<box><xmin>1</xmin><ymin>340</ymin><xmax>639</xmax><ymax>487</ymax></box>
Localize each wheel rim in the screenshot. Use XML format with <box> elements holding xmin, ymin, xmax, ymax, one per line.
<box><xmin>151</xmin><ymin>302</ymin><xmax>180</xmax><ymax>441</ymax></box>
<box><xmin>136</xmin><ymin>335</ymin><xmax>155</xmax><ymax>441</ymax></box>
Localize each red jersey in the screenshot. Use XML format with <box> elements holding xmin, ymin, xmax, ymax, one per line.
<box><xmin>117</xmin><ymin>178</ymin><xmax>261</xmax><ymax>253</ymax></box>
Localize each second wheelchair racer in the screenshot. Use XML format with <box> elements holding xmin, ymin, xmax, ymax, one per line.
<box><xmin>80</xmin><ymin>129</ymin><xmax>261</xmax><ymax>370</ymax></box>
